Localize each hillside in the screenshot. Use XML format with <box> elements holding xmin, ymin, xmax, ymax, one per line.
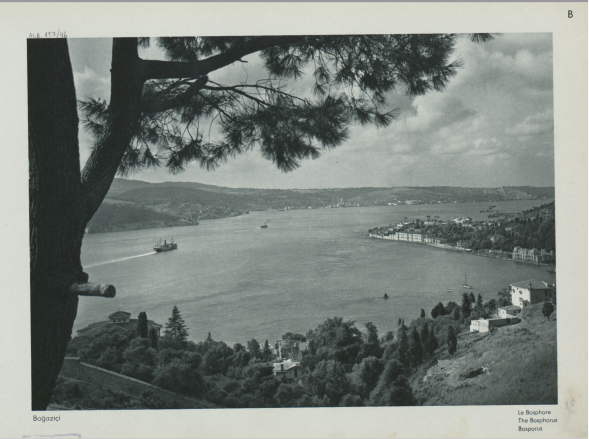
<box><xmin>86</xmin><ymin>201</ymin><xmax>191</xmax><ymax>233</ymax></box>
<box><xmin>84</xmin><ymin>179</ymin><xmax>554</xmax><ymax>234</ymax></box>
<box><xmin>411</xmin><ymin>303</ymin><xmax>557</xmax><ymax>405</ymax></box>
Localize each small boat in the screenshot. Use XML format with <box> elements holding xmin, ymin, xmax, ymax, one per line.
<box><xmin>462</xmin><ymin>271</ymin><xmax>472</xmax><ymax>289</ymax></box>
<box><xmin>383</xmin><ymin>293</ymin><xmax>389</xmax><ymax>299</ymax></box>
<box><xmin>154</xmin><ymin>238</ymin><xmax>177</xmax><ymax>252</ymax></box>
<box><xmin>446</xmin><ymin>288</ymin><xmax>452</xmax><ymax>292</ymax></box>
<box><xmin>260</xmin><ymin>221</ymin><xmax>269</xmax><ymax>229</ymax></box>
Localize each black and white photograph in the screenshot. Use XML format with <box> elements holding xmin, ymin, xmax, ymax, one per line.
<box><xmin>3</xmin><ymin>2</ymin><xmax>588</xmax><ymax>438</ymax></box>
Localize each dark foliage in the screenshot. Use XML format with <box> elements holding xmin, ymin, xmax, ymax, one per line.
<box><xmin>359</xmin><ymin>322</ymin><xmax>383</xmax><ymax>359</ymax></box>
<box><xmin>369</xmin><ymin>359</ymin><xmax>415</xmax><ymax>406</ymax></box>
<box><xmin>542</xmin><ymin>302</ymin><xmax>555</xmax><ymax>321</ymax></box>
<box><xmin>431</xmin><ymin>301</ymin><xmax>447</xmax><ymax>318</ymax></box>
<box><xmin>137</xmin><ymin>312</ymin><xmax>148</xmax><ymax>338</ymax></box>
<box><xmin>355</xmin><ymin>356</ymin><xmax>384</xmax><ymax>398</ymax></box>
<box><xmin>447</xmin><ymin>326</ymin><xmax>457</xmax><ymax>356</ymax></box>
<box><xmin>164</xmin><ymin>306</ymin><xmax>189</xmax><ymax>342</ymax></box>
<box><xmin>304</xmin><ymin>360</ymin><xmax>350</xmax><ymax>406</ymax></box>
<box><xmin>148</xmin><ymin>327</ymin><xmax>159</xmax><ymax>350</ymax></box>
<box><xmin>409</xmin><ymin>326</ymin><xmax>423</xmax><ymax>368</ymax></box>
<box><xmin>305</xmin><ymin>317</ymin><xmax>363</xmax><ymax>370</ymax></box>
<box><xmin>461</xmin><ymin>293</ymin><xmax>471</xmax><ymax>319</ymax></box>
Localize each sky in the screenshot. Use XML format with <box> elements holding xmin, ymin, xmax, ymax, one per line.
<box><xmin>68</xmin><ymin>34</ymin><xmax>554</xmax><ymax>189</ymax></box>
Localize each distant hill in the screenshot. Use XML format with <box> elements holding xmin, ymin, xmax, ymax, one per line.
<box><xmin>114</xmin><ymin>186</ymin><xmax>252</xmax><ymax>209</ymax></box>
<box><xmin>86</xmin><ymin>201</ymin><xmax>190</xmax><ymax>233</ymax></box>
<box><xmin>105</xmin><ymin>178</ymin><xmax>153</xmax><ymax>196</ymax></box>
<box><xmin>85</xmin><ymin>179</ymin><xmax>554</xmax><ymax>234</ymax></box>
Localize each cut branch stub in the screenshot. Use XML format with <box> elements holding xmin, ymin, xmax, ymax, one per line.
<box><xmin>70</xmin><ymin>282</ymin><xmax>116</xmax><ymax>298</ymax></box>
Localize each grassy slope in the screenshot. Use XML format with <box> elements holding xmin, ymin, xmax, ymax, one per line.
<box><xmin>412</xmin><ymin>303</ymin><xmax>557</xmax><ymax>406</ymax></box>
<box><xmin>50</xmin><ymin>376</ymin><xmax>214</xmax><ymax>410</ymax></box>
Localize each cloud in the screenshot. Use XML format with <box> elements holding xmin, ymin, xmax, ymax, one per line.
<box><xmin>506</xmin><ymin>109</ymin><xmax>554</xmax><ymax>136</ymax></box>
<box><xmin>73</xmin><ymin>66</ymin><xmax>111</xmax><ymax>101</ymax></box>
<box><xmin>401</xmin><ymin>95</ymin><xmax>477</xmax><ymax>135</ymax></box>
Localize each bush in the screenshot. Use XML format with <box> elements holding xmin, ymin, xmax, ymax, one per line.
<box><xmin>274</xmin><ymin>383</ymin><xmax>306</xmax><ymax>407</ymax></box>
<box><xmin>152</xmin><ymin>359</ymin><xmax>205</xmax><ymax>397</ymax></box>
<box><xmin>542</xmin><ymin>302</ymin><xmax>555</xmax><ymax>320</ymax></box>
<box><xmin>304</xmin><ymin>360</ymin><xmax>350</xmax><ymax>406</ymax></box>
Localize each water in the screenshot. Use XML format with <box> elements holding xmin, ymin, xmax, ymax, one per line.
<box><xmin>76</xmin><ymin>199</ymin><xmax>555</xmax><ymax>345</ymax></box>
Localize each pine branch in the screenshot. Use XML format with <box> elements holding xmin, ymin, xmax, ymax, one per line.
<box><xmin>202</xmin><ymin>85</ymin><xmax>273</xmax><ymax>108</ymax></box>
<box><xmin>141</xmin><ymin>35</ymin><xmax>305</xmax><ymax>80</ymax></box>
<box><xmin>142</xmin><ymin>76</ymin><xmax>208</xmax><ymax>113</ymax></box>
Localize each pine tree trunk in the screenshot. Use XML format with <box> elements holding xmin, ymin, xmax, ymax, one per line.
<box><xmin>28</xmin><ymin>38</ymin><xmax>144</xmax><ymax>410</ymax></box>
<box><xmin>28</xmin><ymin>38</ymin><xmax>85</xmax><ymax>410</ymax></box>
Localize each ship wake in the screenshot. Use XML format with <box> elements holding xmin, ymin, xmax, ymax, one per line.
<box><xmin>85</xmin><ymin>251</ymin><xmax>157</xmax><ymax>269</ymax></box>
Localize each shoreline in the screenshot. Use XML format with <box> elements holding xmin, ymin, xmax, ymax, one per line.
<box><xmin>367</xmin><ymin>234</ymin><xmax>556</xmax><ymax>267</ymax></box>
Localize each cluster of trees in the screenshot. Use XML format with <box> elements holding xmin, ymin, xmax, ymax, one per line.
<box><xmin>70</xmin><ymin>287</ymin><xmax>556</xmax><ymax>410</ymax></box>
<box><xmin>430</xmin><ymin>291</ymin><xmax>506</xmax><ymax>324</ymax></box>
<box><xmin>65</xmin><ymin>287</ymin><xmax>533</xmax><ymax>409</ymax></box>
<box><xmin>62</xmin><ymin>307</ymin><xmax>465</xmax><ymax>408</ymax></box>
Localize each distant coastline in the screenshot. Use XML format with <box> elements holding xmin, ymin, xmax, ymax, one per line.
<box><xmin>368</xmin><ymin>233</ymin><xmax>472</xmax><ymax>253</ymax></box>
<box><xmin>367</xmin><ymin>202</ymin><xmax>556</xmax><ymax>267</ymax></box>
<box><xmin>84</xmin><ymin>179</ymin><xmax>554</xmax><ymax>234</ymax></box>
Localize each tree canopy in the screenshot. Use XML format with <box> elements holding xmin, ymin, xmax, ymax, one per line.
<box><xmin>80</xmin><ymin>34</ymin><xmax>493</xmax><ymax>177</ymax></box>
<box><xmin>163</xmin><ymin>306</ymin><xmax>189</xmax><ymax>342</ymax></box>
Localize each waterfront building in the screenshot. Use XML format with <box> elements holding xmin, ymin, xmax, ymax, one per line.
<box><xmin>423</xmin><ymin>235</ymin><xmax>435</xmax><ymax>244</ymax></box>
<box><xmin>512</xmin><ymin>247</ymin><xmax>555</xmax><ymax>264</ymax></box>
<box><xmin>395</xmin><ymin>231</ymin><xmax>433</xmax><ymax>243</ymax></box>
<box><xmin>509</xmin><ymin>279</ymin><xmax>555</xmax><ymax>307</ymax></box>
<box><xmin>455</xmin><ymin>240</ymin><xmax>469</xmax><ymax>249</ymax></box>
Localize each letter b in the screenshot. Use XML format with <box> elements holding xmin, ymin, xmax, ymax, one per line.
<box><xmin>568</xmin><ymin>10</ymin><xmax>573</xmax><ymax>18</ymax></box>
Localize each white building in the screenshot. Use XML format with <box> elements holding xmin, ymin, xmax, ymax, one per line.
<box><xmin>470</xmin><ymin>317</ymin><xmax>520</xmax><ymax>333</ymax></box>
<box><xmin>510</xmin><ymin>280</ymin><xmax>555</xmax><ymax>307</ymax></box>
<box><xmin>272</xmin><ymin>359</ymin><xmax>302</xmax><ymax>383</ymax></box>
<box><xmin>497</xmin><ymin>305</ymin><xmax>522</xmax><ymax>318</ymax></box>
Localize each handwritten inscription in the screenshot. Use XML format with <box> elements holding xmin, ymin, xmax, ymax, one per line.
<box><xmin>29</xmin><ymin>30</ymin><xmax>67</xmax><ymax>39</ymax></box>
